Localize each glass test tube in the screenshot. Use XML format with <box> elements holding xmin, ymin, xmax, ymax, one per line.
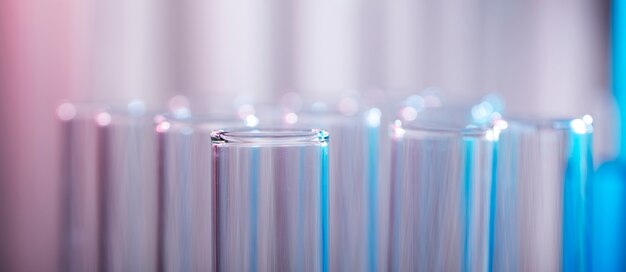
<box><xmin>57</xmin><ymin>103</ymin><xmax>103</xmax><ymax>272</ymax></box>
<box><xmin>492</xmin><ymin>117</ymin><xmax>593</xmax><ymax>271</ymax></box>
<box><xmin>156</xmin><ymin>115</ymin><xmax>244</xmax><ymax>272</ymax></box>
<box><xmin>212</xmin><ymin>129</ymin><xmax>329</xmax><ymax>272</ymax></box>
<box><xmin>388</xmin><ymin>120</ymin><xmax>496</xmax><ymax>272</ymax></box>
<box><xmin>97</xmin><ymin>106</ymin><xmax>159</xmax><ymax>272</ymax></box>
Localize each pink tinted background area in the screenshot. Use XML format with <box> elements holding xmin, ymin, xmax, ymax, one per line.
<box><xmin>0</xmin><ymin>0</ymin><xmax>85</xmax><ymax>269</ymax></box>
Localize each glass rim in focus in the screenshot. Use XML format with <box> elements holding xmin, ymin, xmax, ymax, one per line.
<box><xmin>211</xmin><ymin>128</ymin><xmax>329</xmax><ymax>146</ymax></box>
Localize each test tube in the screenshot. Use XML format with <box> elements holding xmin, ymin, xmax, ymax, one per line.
<box><xmin>492</xmin><ymin>117</ymin><xmax>593</xmax><ymax>271</ymax></box>
<box><xmin>57</xmin><ymin>102</ymin><xmax>103</xmax><ymax>272</ymax></box>
<box><xmin>97</xmin><ymin>104</ymin><xmax>159</xmax><ymax>272</ymax></box>
<box><xmin>156</xmin><ymin>114</ymin><xmax>244</xmax><ymax>272</ymax></box>
<box><xmin>388</xmin><ymin>119</ymin><xmax>496</xmax><ymax>272</ymax></box>
<box><xmin>212</xmin><ymin>129</ymin><xmax>329</xmax><ymax>272</ymax></box>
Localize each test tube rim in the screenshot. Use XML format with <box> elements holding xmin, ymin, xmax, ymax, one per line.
<box><xmin>211</xmin><ymin>128</ymin><xmax>329</xmax><ymax>146</ymax></box>
<box><xmin>391</xmin><ymin>119</ymin><xmax>492</xmax><ymax>139</ymax></box>
<box><xmin>498</xmin><ymin>116</ymin><xmax>594</xmax><ymax>137</ymax></box>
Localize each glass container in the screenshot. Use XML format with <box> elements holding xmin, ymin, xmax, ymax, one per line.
<box><xmin>212</xmin><ymin>129</ymin><xmax>329</xmax><ymax>272</ymax></box>
<box><xmin>57</xmin><ymin>102</ymin><xmax>103</xmax><ymax>272</ymax></box>
<box><xmin>97</xmin><ymin>106</ymin><xmax>159</xmax><ymax>272</ymax></box>
<box><xmin>156</xmin><ymin>114</ymin><xmax>244</xmax><ymax>272</ymax></box>
<box><xmin>387</xmin><ymin>119</ymin><xmax>496</xmax><ymax>272</ymax></box>
<box><xmin>492</xmin><ymin>117</ymin><xmax>593</xmax><ymax>271</ymax></box>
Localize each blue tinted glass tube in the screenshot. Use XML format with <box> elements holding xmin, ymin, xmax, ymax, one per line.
<box><xmin>388</xmin><ymin>120</ymin><xmax>495</xmax><ymax>272</ymax></box>
<box><xmin>592</xmin><ymin>0</ymin><xmax>626</xmax><ymax>270</ymax></box>
<box><xmin>593</xmin><ymin>162</ymin><xmax>626</xmax><ymax>271</ymax></box>
<box><xmin>57</xmin><ymin>103</ymin><xmax>103</xmax><ymax>272</ymax></box>
<box><xmin>97</xmin><ymin>108</ymin><xmax>159</xmax><ymax>272</ymax></box>
<box><xmin>212</xmin><ymin>129</ymin><xmax>329</xmax><ymax>272</ymax></box>
<box><xmin>156</xmin><ymin>115</ymin><xmax>244</xmax><ymax>272</ymax></box>
<box><xmin>615</xmin><ymin>0</ymin><xmax>626</xmax><ymax>160</ymax></box>
<box><xmin>493</xmin><ymin>117</ymin><xmax>593</xmax><ymax>271</ymax></box>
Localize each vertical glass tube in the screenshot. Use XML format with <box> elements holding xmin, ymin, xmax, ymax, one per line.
<box><xmin>388</xmin><ymin>120</ymin><xmax>495</xmax><ymax>272</ymax></box>
<box><xmin>212</xmin><ymin>129</ymin><xmax>329</xmax><ymax>272</ymax></box>
<box><xmin>156</xmin><ymin>115</ymin><xmax>244</xmax><ymax>272</ymax></box>
<box><xmin>57</xmin><ymin>103</ymin><xmax>102</xmax><ymax>272</ymax></box>
<box><xmin>492</xmin><ymin>117</ymin><xmax>593</xmax><ymax>271</ymax></box>
<box><xmin>97</xmin><ymin>107</ymin><xmax>159</xmax><ymax>272</ymax></box>
<box><xmin>592</xmin><ymin>0</ymin><xmax>626</xmax><ymax>270</ymax></box>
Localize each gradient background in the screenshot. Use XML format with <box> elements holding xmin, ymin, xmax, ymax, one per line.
<box><xmin>0</xmin><ymin>0</ymin><xmax>612</xmax><ymax>270</ymax></box>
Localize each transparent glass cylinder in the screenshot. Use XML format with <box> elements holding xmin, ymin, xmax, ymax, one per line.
<box><xmin>156</xmin><ymin>115</ymin><xmax>244</xmax><ymax>272</ymax></box>
<box><xmin>388</xmin><ymin>120</ymin><xmax>496</xmax><ymax>272</ymax></box>
<box><xmin>212</xmin><ymin>129</ymin><xmax>329</xmax><ymax>272</ymax></box>
<box><xmin>97</xmin><ymin>108</ymin><xmax>159</xmax><ymax>272</ymax></box>
<box><xmin>492</xmin><ymin>117</ymin><xmax>593</xmax><ymax>271</ymax></box>
<box><xmin>57</xmin><ymin>103</ymin><xmax>103</xmax><ymax>272</ymax></box>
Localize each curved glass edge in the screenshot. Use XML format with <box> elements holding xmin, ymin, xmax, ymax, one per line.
<box><xmin>390</xmin><ymin>119</ymin><xmax>498</xmax><ymax>140</ymax></box>
<box><xmin>503</xmin><ymin>115</ymin><xmax>594</xmax><ymax>135</ymax></box>
<box><xmin>211</xmin><ymin>128</ymin><xmax>329</xmax><ymax>146</ymax></box>
<box><xmin>390</xmin><ymin>114</ymin><xmax>594</xmax><ymax>142</ymax></box>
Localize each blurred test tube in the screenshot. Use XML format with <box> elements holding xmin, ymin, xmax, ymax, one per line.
<box><xmin>58</xmin><ymin>103</ymin><xmax>104</xmax><ymax>272</ymax></box>
<box><xmin>97</xmin><ymin>102</ymin><xmax>159</xmax><ymax>272</ymax></box>
<box><xmin>156</xmin><ymin>112</ymin><xmax>245</xmax><ymax>272</ymax></box>
<box><xmin>388</xmin><ymin>118</ymin><xmax>495</xmax><ymax>271</ymax></box>
<box><xmin>592</xmin><ymin>0</ymin><xmax>626</xmax><ymax>270</ymax></box>
<box><xmin>493</xmin><ymin>117</ymin><xmax>593</xmax><ymax>271</ymax></box>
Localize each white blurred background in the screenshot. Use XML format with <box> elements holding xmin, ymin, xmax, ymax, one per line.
<box><xmin>0</xmin><ymin>0</ymin><xmax>610</xmax><ymax>270</ymax></box>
